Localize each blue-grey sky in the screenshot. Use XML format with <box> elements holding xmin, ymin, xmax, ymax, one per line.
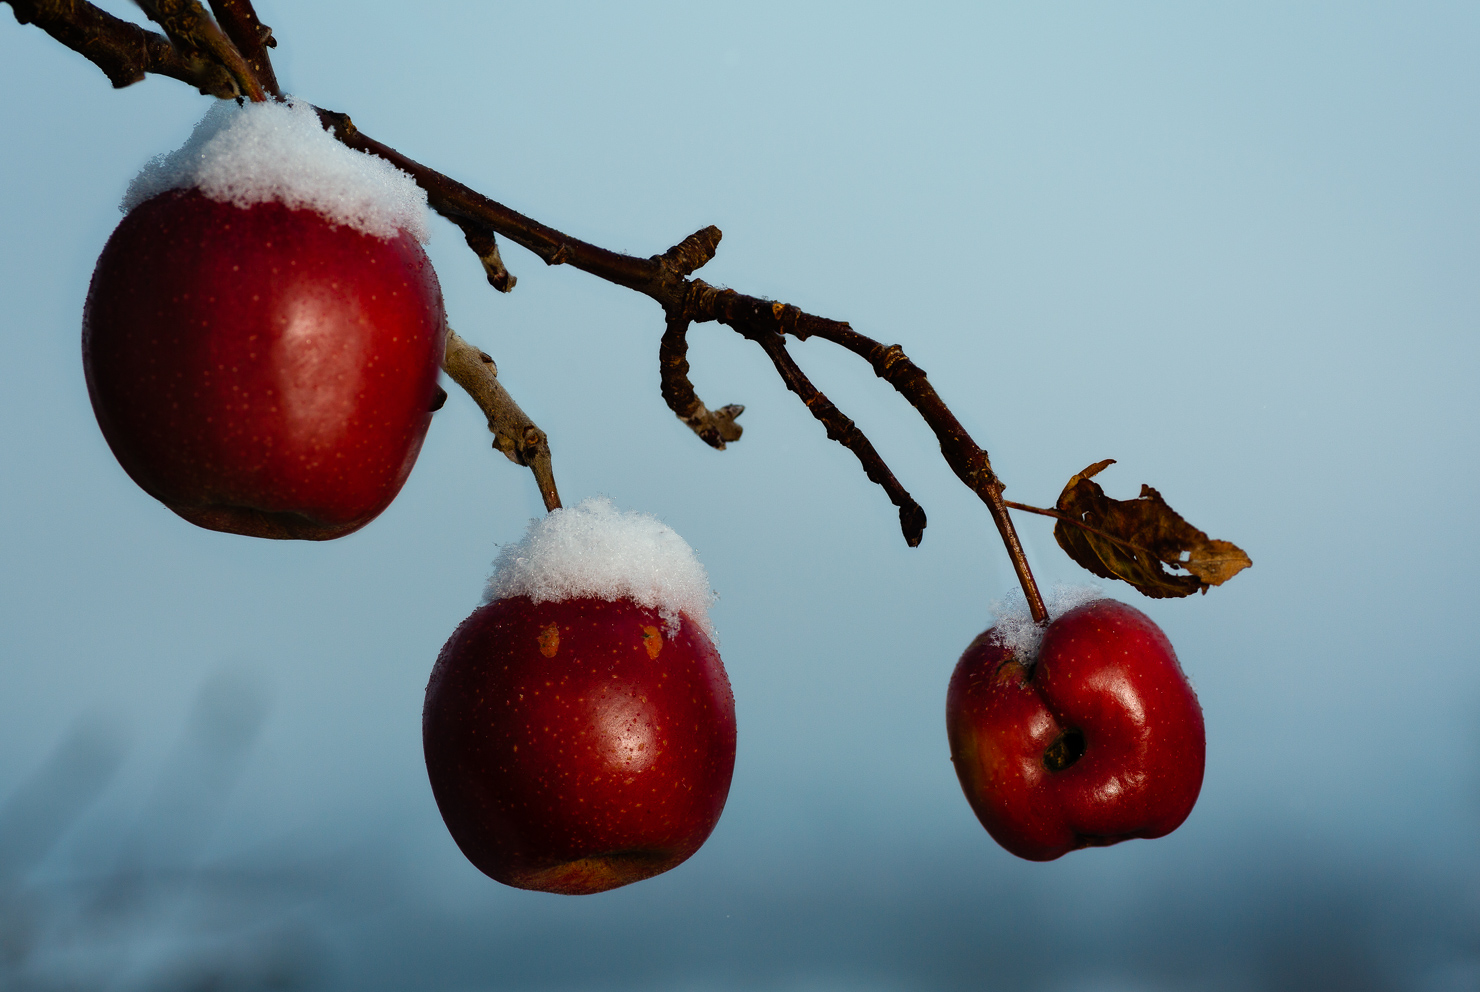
<box><xmin>1</xmin><ymin>3</ymin><xmax>1478</xmax><ymax>989</ymax></box>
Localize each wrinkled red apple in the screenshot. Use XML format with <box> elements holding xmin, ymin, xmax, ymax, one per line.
<box><xmin>946</xmin><ymin>598</ymin><xmax>1205</xmax><ymax>861</ymax></box>
<box><xmin>424</xmin><ymin>594</ymin><xmax>736</xmax><ymax>895</ymax></box>
<box><xmin>82</xmin><ymin>187</ymin><xmax>445</xmax><ymax>539</ymax></box>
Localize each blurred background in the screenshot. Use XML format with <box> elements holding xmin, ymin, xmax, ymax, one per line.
<box><xmin>1</xmin><ymin>2</ymin><xmax>1477</xmax><ymax>989</ymax></box>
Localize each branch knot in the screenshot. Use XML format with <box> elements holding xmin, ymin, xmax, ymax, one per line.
<box><xmin>655</xmin><ymin>226</ymin><xmax>722</xmax><ymax>278</ymax></box>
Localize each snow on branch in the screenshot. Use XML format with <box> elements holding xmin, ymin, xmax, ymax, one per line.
<box><xmin>4</xmin><ymin>0</ymin><xmax>1052</xmax><ymax>618</ymax></box>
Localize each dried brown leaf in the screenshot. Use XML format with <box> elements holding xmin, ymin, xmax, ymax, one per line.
<box><xmin>1052</xmin><ymin>460</ymin><xmax>1251</xmax><ymax>599</ymax></box>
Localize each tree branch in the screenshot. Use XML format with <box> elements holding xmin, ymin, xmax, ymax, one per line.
<box><xmin>797</xmin><ymin>329</ymin><xmax>1048</xmax><ymax>623</ymax></box>
<box><xmin>316</xmin><ymin>111</ymin><xmax>665</xmax><ymax>294</ymax></box>
<box><xmin>205</xmin><ymin>0</ymin><xmax>278</xmax><ymax>98</ymax></box>
<box><xmin>4</xmin><ymin>0</ymin><xmax>237</xmax><ymax>96</ymax></box>
<box><xmin>130</xmin><ymin>0</ymin><xmax>266</xmax><ymax>101</ymax></box>
<box><xmin>315</xmin><ymin>110</ymin><xmax>934</xmax><ymax>542</ymax></box>
<box><xmin>749</xmin><ymin>326</ymin><xmax>927</xmax><ymax>547</ymax></box>
<box><xmin>7</xmin><ymin>0</ymin><xmax>1047</xmax><ymax>613</ymax></box>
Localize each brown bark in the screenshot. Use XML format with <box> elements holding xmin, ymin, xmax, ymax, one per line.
<box><xmin>6</xmin><ymin>0</ymin><xmax>1053</xmax><ymax>618</ymax></box>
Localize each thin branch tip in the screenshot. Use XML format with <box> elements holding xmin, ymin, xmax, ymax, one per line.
<box><xmin>461</xmin><ymin>227</ymin><xmax>516</xmax><ymax>292</ymax></box>
<box><xmin>206</xmin><ymin>0</ymin><xmax>281</xmax><ymax>97</ymax></box>
<box><xmin>658</xmin><ymin>316</ymin><xmax>746</xmax><ymax>449</ymax></box>
<box><xmin>132</xmin><ymin>0</ymin><xmax>268</xmax><ymax>101</ymax></box>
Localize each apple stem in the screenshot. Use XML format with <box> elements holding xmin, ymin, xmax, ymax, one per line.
<box><xmin>986</xmin><ymin>484</ymin><xmax>1049</xmax><ymax>625</ymax></box>
<box><xmin>442</xmin><ymin>329</ymin><xmax>562</xmax><ymax>512</ymax></box>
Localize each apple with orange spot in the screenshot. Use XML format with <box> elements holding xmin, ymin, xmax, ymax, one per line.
<box><xmin>422</xmin><ymin>498</ymin><xmax>736</xmax><ymax>894</ymax></box>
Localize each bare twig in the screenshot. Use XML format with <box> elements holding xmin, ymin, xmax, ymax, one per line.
<box><xmin>315</xmin><ymin>111</ymin><xmax>930</xmax><ymax>541</ymax></box>
<box><xmin>658</xmin><ymin>315</ymin><xmax>743</xmax><ymax>450</ymax></box>
<box><xmin>441</xmin><ymin>329</ymin><xmax>561</xmax><ymax>512</ymax></box>
<box><xmin>4</xmin><ymin>0</ymin><xmax>237</xmax><ymax>96</ymax></box>
<box><xmin>658</xmin><ymin>225</ymin><xmax>723</xmax><ymax>277</ymax></box>
<box><xmin>460</xmin><ymin>227</ymin><xmax>516</xmax><ymax>293</ymax></box>
<box><xmin>749</xmin><ymin>327</ymin><xmax>927</xmax><ymax>548</ymax></box>
<box><xmin>130</xmin><ymin>0</ymin><xmax>266</xmax><ymax>101</ymax></box>
<box><xmin>784</xmin><ymin>329</ymin><xmax>1049</xmax><ymax>623</ymax></box>
<box><xmin>205</xmin><ymin>0</ymin><xmax>278</xmax><ymax>97</ymax></box>
<box><xmin>315</xmin><ymin>111</ymin><xmax>665</xmax><ymax>293</ymax></box>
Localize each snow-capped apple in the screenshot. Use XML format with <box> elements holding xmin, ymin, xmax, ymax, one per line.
<box><xmin>946</xmin><ymin>595</ymin><xmax>1204</xmax><ymax>861</ymax></box>
<box><xmin>82</xmin><ymin>100</ymin><xmax>445</xmax><ymax>540</ymax></box>
<box><xmin>423</xmin><ymin>498</ymin><xmax>736</xmax><ymax>895</ymax></box>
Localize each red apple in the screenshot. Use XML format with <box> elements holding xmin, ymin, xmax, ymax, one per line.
<box><xmin>946</xmin><ymin>598</ymin><xmax>1204</xmax><ymax>861</ymax></box>
<box><xmin>82</xmin><ymin>188</ymin><xmax>446</xmax><ymax>540</ymax></box>
<box><xmin>423</xmin><ymin>594</ymin><xmax>737</xmax><ymax>895</ymax></box>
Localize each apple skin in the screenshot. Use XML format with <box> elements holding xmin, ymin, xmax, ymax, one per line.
<box><xmin>82</xmin><ymin>188</ymin><xmax>446</xmax><ymax>540</ymax></box>
<box><xmin>423</xmin><ymin>595</ymin><xmax>737</xmax><ymax>895</ymax></box>
<box><xmin>946</xmin><ymin>599</ymin><xmax>1204</xmax><ymax>861</ymax></box>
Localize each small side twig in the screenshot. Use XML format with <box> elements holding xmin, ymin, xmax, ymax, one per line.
<box><xmin>657</xmin><ymin>225</ymin><xmax>722</xmax><ymax>277</ymax></box>
<box><xmin>460</xmin><ymin>226</ymin><xmax>516</xmax><ymax>293</ymax></box>
<box><xmin>130</xmin><ymin>0</ymin><xmax>266</xmax><ymax>101</ymax></box>
<box><xmin>441</xmin><ymin>329</ymin><xmax>561</xmax><ymax>512</ymax></box>
<box><xmin>747</xmin><ymin>326</ymin><xmax>926</xmax><ymax>548</ymax></box>
<box><xmin>787</xmin><ymin>329</ymin><xmax>1048</xmax><ymax>623</ymax></box>
<box><xmin>205</xmin><ymin>0</ymin><xmax>278</xmax><ymax>97</ymax></box>
<box><xmin>658</xmin><ymin>315</ymin><xmax>743</xmax><ymax>450</ymax></box>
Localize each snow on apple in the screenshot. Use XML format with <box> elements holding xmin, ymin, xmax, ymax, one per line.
<box><xmin>982</xmin><ymin>583</ymin><xmax>1105</xmax><ymax>660</ymax></box>
<box><xmin>122</xmin><ymin>99</ymin><xmax>431</xmax><ymax>241</ymax></box>
<box><xmin>482</xmin><ymin>496</ymin><xmax>718</xmax><ymax>640</ymax></box>
<box><xmin>83</xmin><ymin>99</ymin><xmax>445</xmax><ymax>540</ymax></box>
<box><xmin>424</xmin><ymin>498</ymin><xmax>736</xmax><ymax>894</ymax></box>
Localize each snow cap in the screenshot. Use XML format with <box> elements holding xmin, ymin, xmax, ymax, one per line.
<box><xmin>988</xmin><ymin>583</ymin><xmax>1103</xmax><ymax>661</ymax></box>
<box><xmin>484</xmin><ymin>497</ymin><xmax>717</xmax><ymax>640</ymax></box>
<box><xmin>122</xmin><ymin>99</ymin><xmax>431</xmax><ymax>242</ymax></box>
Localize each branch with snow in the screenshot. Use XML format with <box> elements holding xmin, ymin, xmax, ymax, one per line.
<box><xmin>4</xmin><ymin>0</ymin><xmax>1053</xmax><ymax>621</ymax></box>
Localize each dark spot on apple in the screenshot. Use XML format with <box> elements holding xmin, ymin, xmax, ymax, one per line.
<box><xmin>993</xmin><ymin>659</ymin><xmax>1030</xmax><ymax>685</ymax></box>
<box><xmin>1043</xmin><ymin>728</ymin><xmax>1086</xmax><ymax>772</ymax></box>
